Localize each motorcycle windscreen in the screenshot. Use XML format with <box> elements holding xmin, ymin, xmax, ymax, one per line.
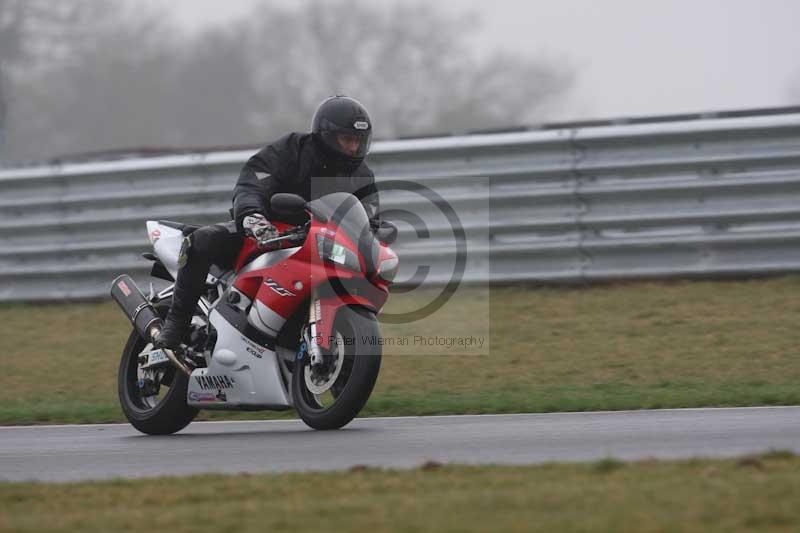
<box><xmin>307</xmin><ymin>192</ymin><xmax>379</xmax><ymax>276</ymax></box>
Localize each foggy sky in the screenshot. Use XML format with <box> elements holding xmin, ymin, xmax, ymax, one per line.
<box><xmin>146</xmin><ymin>0</ymin><xmax>800</xmax><ymax>121</ymax></box>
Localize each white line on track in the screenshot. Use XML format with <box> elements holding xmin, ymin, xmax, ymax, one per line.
<box><xmin>1</xmin><ymin>405</ymin><xmax>798</xmax><ymax>430</ymax></box>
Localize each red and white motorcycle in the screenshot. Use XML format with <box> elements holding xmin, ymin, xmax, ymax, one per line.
<box><xmin>111</xmin><ymin>192</ymin><xmax>398</xmax><ymax>435</ymax></box>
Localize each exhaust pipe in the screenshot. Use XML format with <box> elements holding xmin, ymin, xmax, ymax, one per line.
<box><xmin>111</xmin><ymin>275</ymin><xmax>163</xmax><ymax>343</ymax></box>
<box><xmin>111</xmin><ymin>275</ymin><xmax>191</xmax><ymax>376</ymax></box>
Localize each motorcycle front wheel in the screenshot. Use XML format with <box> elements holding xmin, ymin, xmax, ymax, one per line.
<box><xmin>292</xmin><ymin>306</ymin><xmax>382</xmax><ymax>430</ymax></box>
<box><xmin>117</xmin><ymin>299</ymin><xmax>199</xmax><ymax>435</ymax></box>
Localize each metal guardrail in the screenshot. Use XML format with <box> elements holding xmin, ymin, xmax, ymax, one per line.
<box><xmin>2</xmin><ymin>108</ymin><xmax>800</xmax><ymax>301</ymax></box>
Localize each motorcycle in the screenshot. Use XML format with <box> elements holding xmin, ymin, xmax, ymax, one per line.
<box><xmin>110</xmin><ymin>192</ymin><xmax>399</xmax><ymax>435</ymax></box>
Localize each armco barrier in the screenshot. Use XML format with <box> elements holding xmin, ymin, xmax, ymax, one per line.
<box><xmin>2</xmin><ymin>107</ymin><xmax>800</xmax><ymax>300</ymax></box>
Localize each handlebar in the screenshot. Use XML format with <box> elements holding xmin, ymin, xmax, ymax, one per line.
<box><xmin>256</xmin><ymin>223</ymin><xmax>310</xmax><ymax>250</ymax></box>
<box><xmin>255</xmin><ymin>219</ymin><xmax>393</xmax><ymax>250</ymax></box>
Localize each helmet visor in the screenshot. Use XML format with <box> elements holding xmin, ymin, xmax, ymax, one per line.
<box><xmin>320</xmin><ymin>129</ymin><xmax>371</xmax><ymax>160</ymax></box>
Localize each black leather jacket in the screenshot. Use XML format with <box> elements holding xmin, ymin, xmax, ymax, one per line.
<box><xmin>232</xmin><ymin>133</ymin><xmax>379</xmax><ymax>232</ymax></box>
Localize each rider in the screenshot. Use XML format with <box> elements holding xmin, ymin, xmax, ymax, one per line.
<box><xmin>155</xmin><ymin>95</ymin><xmax>379</xmax><ymax>350</ymax></box>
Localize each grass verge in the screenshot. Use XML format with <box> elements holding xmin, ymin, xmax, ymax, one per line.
<box><xmin>2</xmin><ymin>276</ymin><xmax>800</xmax><ymax>424</ymax></box>
<box><xmin>1</xmin><ymin>452</ymin><xmax>799</xmax><ymax>532</ymax></box>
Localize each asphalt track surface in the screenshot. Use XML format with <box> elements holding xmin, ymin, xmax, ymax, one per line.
<box><xmin>1</xmin><ymin>407</ymin><xmax>799</xmax><ymax>482</ymax></box>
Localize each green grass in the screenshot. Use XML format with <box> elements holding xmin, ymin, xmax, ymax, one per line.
<box><xmin>2</xmin><ymin>276</ymin><xmax>800</xmax><ymax>425</ymax></box>
<box><xmin>2</xmin><ymin>452</ymin><xmax>799</xmax><ymax>532</ymax></box>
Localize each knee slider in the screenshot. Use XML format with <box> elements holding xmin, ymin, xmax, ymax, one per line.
<box><xmin>178</xmin><ymin>235</ymin><xmax>192</xmax><ymax>268</ymax></box>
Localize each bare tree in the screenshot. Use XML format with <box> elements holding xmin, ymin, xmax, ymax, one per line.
<box><xmin>33</xmin><ymin>8</ymin><xmax>179</xmax><ymax>156</ymax></box>
<box><xmin>239</xmin><ymin>1</ymin><xmax>574</xmax><ymax>139</ymax></box>
<box><xmin>166</xmin><ymin>25</ymin><xmax>262</xmax><ymax>148</ymax></box>
<box><xmin>0</xmin><ymin>0</ymin><xmax>27</xmax><ymax>152</ymax></box>
<box><xmin>0</xmin><ymin>0</ymin><xmax>144</xmax><ymax>161</ymax></box>
<box><xmin>2</xmin><ymin>0</ymin><xmax>575</xmax><ymax>164</ymax></box>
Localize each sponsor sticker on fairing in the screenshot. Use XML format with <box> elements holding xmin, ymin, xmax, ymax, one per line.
<box><xmin>117</xmin><ymin>280</ymin><xmax>132</xmax><ymax>297</ymax></box>
<box><xmin>147</xmin><ymin>349</ymin><xmax>170</xmax><ymax>366</ymax></box>
<box><xmin>242</xmin><ymin>336</ymin><xmax>265</xmax><ymax>359</ymax></box>
<box><xmin>330</xmin><ymin>244</ymin><xmax>347</xmax><ymax>265</ymax></box>
<box><xmin>188</xmin><ymin>391</ymin><xmax>217</xmax><ymax>402</ymax></box>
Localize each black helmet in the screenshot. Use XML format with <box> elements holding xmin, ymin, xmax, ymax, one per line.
<box><xmin>311</xmin><ymin>95</ymin><xmax>372</xmax><ymax>170</ymax></box>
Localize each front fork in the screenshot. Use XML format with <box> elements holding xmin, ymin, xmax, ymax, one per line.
<box><xmin>302</xmin><ymin>291</ymin><xmax>379</xmax><ymax>365</ymax></box>
<box><xmin>306</xmin><ymin>297</ymin><xmax>324</xmax><ymax>367</ymax></box>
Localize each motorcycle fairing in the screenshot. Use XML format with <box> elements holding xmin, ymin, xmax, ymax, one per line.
<box><xmin>231</xmin><ymin>193</ymin><xmax>391</xmax><ymax>351</ymax></box>
<box><xmin>186</xmin><ymin>308</ymin><xmax>291</xmax><ymax>409</ymax></box>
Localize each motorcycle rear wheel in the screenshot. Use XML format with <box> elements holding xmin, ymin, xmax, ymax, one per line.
<box><xmin>118</xmin><ymin>299</ymin><xmax>199</xmax><ymax>435</ymax></box>
<box><xmin>292</xmin><ymin>306</ymin><xmax>382</xmax><ymax>430</ymax></box>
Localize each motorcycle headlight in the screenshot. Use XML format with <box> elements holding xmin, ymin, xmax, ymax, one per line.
<box><xmin>316</xmin><ymin>235</ymin><xmax>361</xmax><ymax>273</ymax></box>
<box><xmin>378</xmin><ymin>256</ymin><xmax>399</xmax><ymax>283</ymax></box>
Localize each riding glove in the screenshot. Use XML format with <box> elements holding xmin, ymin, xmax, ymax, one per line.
<box><xmin>242</xmin><ymin>213</ymin><xmax>278</xmax><ymax>242</ymax></box>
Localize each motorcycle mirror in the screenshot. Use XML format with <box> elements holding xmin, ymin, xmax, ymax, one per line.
<box><xmin>376</xmin><ymin>221</ymin><xmax>399</xmax><ymax>245</ymax></box>
<box><xmin>271</xmin><ymin>193</ymin><xmax>307</xmax><ymax>215</ymax></box>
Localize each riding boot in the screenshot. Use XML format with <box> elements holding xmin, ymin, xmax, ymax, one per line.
<box><xmin>154</xmin><ymin>238</ymin><xmax>210</xmax><ymax>350</ymax></box>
